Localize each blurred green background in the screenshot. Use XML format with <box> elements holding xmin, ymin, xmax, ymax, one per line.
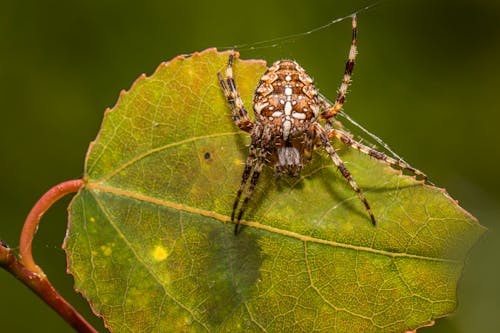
<box><xmin>1</xmin><ymin>0</ymin><xmax>498</xmax><ymax>331</ymax></box>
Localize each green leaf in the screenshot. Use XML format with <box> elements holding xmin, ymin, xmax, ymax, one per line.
<box><xmin>65</xmin><ymin>48</ymin><xmax>485</xmax><ymax>332</ymax></box>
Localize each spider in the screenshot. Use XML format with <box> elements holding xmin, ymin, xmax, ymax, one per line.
<box><xmin>218</xmin><ymin>15</ymin><xmax>428</xmax><ymax>235</ymax></box>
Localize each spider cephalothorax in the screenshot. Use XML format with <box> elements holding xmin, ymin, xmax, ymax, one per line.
<box><xmin>218</xmin><ymin>15</ymin><xmax>427</xmax><ymax>234</ymax></box>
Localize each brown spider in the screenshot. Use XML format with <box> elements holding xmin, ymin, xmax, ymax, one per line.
<box><xmin>218</xmin><ymin>15</ymin><xmax>428</xmax><ymax>234</ymax></box>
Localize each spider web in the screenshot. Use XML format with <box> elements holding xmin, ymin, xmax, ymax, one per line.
<box><xmin>189</xmin><ymin>1</ymin><xmax>424</xmax><ymax>179</ymax></box>
<box><xmin>319</xmin><ymin>92</ymin><xmax>421</xmax><ymax>177</ymax></box>
<box><xmin>216</xmin><ymin>2</ymin><xmax>380</xmax><ymax>53</ymax></box>
<box><xmin>216</xmin><ymin>1</ymin><xmax>424</xmax><ymax>179</ymax></box>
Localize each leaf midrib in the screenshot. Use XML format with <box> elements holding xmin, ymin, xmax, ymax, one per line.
<box><xmin>85</xmin><ymin>182</ymin><xmax>462</xmax><ymax>264</ymax></box>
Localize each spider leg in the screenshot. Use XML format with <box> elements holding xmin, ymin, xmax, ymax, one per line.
<box><xmin>321</xmin><ymin>14</ymin><xmax>357</xmax><ymax>120</ymax></box>
<box><xmin>232</xmin><ymin>137</ymin><xmax>258</xmax><ymax>233</ymax></box>
<box><xmin>234</xmin><ymin>156</ymin><xmax>265</xmax><ymax>235</ymax></box>
<box><xmin>232</xmin><ymin>125</ymin><xmax>267</xmax><ymax>235</ymax></box>
<box><xmin>331</xmin><ymin>129</ymin><xmax>428</xmax><ymax>180</ymax></box>
<box><xmin>303</xmin><ymin>127</ymin><xmax>317</xmax><ymax>163</ymax></box>
<box><xmin>317</xmin><ymin>124</ymin><xmax>376</xmax><ymax>225</ymax></box>
<box><xmin>217</xmin><ymin>53</ymin><xmax>254</xmax><ymax>132</ymax></box>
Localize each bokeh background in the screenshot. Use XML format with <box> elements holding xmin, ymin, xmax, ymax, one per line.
<box><xmin>1</xmin><ymin>0</ymin><xmax>498</xmax><ymax>331</ymax></box>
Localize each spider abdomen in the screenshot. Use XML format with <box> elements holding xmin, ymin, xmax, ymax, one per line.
<box><xmin>253</xmin><ymin>60</ymin><xmax>321</xmax><ymax>142</ymax></box>
<box><xmin>251</xmin><ymin>60</ymin><xmax>323</xmax><ymax>176</ymax></box>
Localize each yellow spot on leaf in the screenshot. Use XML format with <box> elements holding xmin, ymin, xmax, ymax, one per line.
<box><xmin>152</xmin><ymin>245</ymin><xmax>168</xmax><ymax>261</ymax></box>
<box><xmin>100</xmin><ymin>244</ymin><xmax>112</xmax><ymax>256</ymax></box>
<box><xmin>233</xmin><ymin>159</ymin><xmax>242</xmax><ymax>166</ymax></box>
<box><xmin>89</xmin><ymin>217</ymin><xmax>96</xmax><ymax>223</ymax></box>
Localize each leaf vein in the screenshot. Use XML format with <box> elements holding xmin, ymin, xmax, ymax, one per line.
<box><xmin>87</xmin><ymin>184</ymin><xmax>462</xmax><ymax>264</ymax></box>
<box><xmin>88</xmin><ymin>190</ymin><xmax>210</xmax><ymax>332</ymax></box>
<box><xmin>95</xmin><ymin>131</ymin><xmax>243</xmax><ymax>183</ymax></box>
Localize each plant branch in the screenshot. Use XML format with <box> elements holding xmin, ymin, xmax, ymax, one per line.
<box><xmin>0</xmin><ymin>179</ymin><xmax>98</xmax><ymax>332</ymax></box>
<box><xmin>0</xmin><ymin>240</ymin><xmax>97</xmax><ymax>332</ymax></box>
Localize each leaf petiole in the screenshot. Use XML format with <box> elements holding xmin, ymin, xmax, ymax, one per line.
<box><xmin>0</xmin><ymin>179</ymin><xmax>98</xmax><ymax>333</ymax></box>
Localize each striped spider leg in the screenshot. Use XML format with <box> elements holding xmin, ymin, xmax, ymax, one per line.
<box><xmin>327</xmin><ymin>127</ymin><xmax>428</xmax><ymax>179</ymax></box>
<box><xmin>217</xmin><ymin>54</ymin><xmax>254</xmax><ymax>133</ymax></box>
<box><xmin>317</xmin><ymin>14</ymin><xmax>428</xmax><ymax>181</ymax></box>
<box><xmin>320</xmin><ymin>14</ymin><xmax>358</xmax><ymax>120</ymax></box>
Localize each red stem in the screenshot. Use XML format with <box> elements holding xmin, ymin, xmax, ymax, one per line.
<box><xmin>0</xmin><ymin>179</ymin><xmax>99</xmax><ymax>332</ymax></box>
<box><xmin>1</xmin><ymin>242</ymin><xmax>97</xmax><ymax>333</ymax></box>
<box><xmin>20</xmin><ymin>179</ymin><xmax>84</xmax><ymax>275</ymax></box>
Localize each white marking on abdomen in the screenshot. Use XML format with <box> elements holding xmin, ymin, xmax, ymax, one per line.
<box><xmin>284</xmin><ymin>87</ymin><xmax>293</xmax><ymax>96</ymax></box>
<box><xmin>283</xmin><ymin>120</ymin><xmax>291</xmax><ymax>139</ymax></box>
<box><xmin>284</xmin><ymin>101</ymin><xmax>292</xmax><ymax>115</ymax></box>
<box><xmin>292</xmin><ymin>112</ymin><xmax>306</xmax><ymax>120</ymax></box>
<box><xmin>271</xmin><ymin>111</ymin><xmax>283</xmax><ymax>117</ymax></box>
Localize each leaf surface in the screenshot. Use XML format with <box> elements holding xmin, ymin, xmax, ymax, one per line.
<box><xmin>65</xmin><ymin>49</ymin><xmax>485</xmax><ymax>332</ymax></box>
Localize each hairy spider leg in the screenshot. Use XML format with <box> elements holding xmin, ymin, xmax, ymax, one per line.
<box><xmin>217</xmin><ymin>54</ymin><xmax>254</xmax><ymax>132</ymax></box>
<box><xmin>331</xmin><ymin>129</ymin><xmax>429</xmax><ymax>180</ymax></box>
<box><xmin>231</xmin><ymin>135</ymin><xmax>259</xmax><ymax>232</ymax></box>
<box><xmin>218</xmin><ymin>54</ymin><xmax>267</xmax><ymax>234</ymax></box>
<box><xmin>317</xmin><ymin>125</ymin><xmax>376</xmax><ymax>225</ymax></box>
<box><xmin>231</xmin><ymin>124</ymin><xmax>273</xmax><ymax>235</ymax></box>
<box><xmin>303</xmin><ymin>126</ymin><xmax>317</xmax><ymax>162</ymax></box>
<box><xmin>233</xmin><ymin>135</ymin><xmax>270</xmax><ymax>235</ymax></box>
<box><xmin>321</xmin><ymin>14</ymin><xmax>358</xmax><ymax>120</ymax></box>
<box><xmin>234</xmin><ymin>157</ymin><xmax>265</xmax><ymax>235</ymax></box>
